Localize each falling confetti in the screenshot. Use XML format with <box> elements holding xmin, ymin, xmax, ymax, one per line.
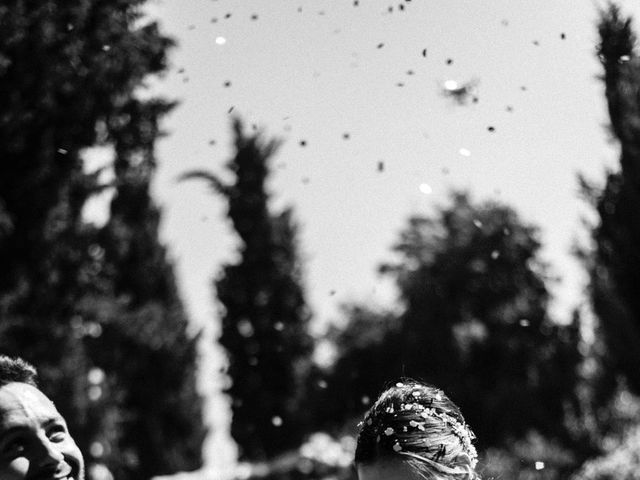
<box><xmin>473</xmin><ymin>219</ymin><xmax>483</xmax><ymax>228</ymax></box>
<box><xmin>487</xmin><ymin>126</ymin><xmax>495</xmax><ymax>132</ymax></box>
<box><xmin>459</xmin><ymin>148</ymin><xmax>471</xmax><ymax>157</ymax></box>
<box><xmin>419</xmin><ymin>183</ymin><xmax>433</xmax><ymax>195</ymax></box>
<box><xmin>228</xmin><ymin>106</ymin><xmax>235</xmax><ymax>113</ymax></box>
<box><xmin>535</xmin><ymin>462</ymin><xmax>545</xmax><ymax>470</ymax></box>
<box><xmin>272</xmin><ymin>416</ymin><xmax>283</xmax><ymax>427</ymax></box>
<box><xmin>57</xmin><ymin>148</ymin><xmax>68</xmax><ymax>154</ymax></box>
<box><xmin>442</xmin><ymin>78</ymin><xmax>479</xmax><ymax>104</ymax></box>
<box><xmin>491</xmin><ymin>250</ymin><xmax>500</xmax><ymax>259</ymax></box>
<box><xmin>215</xmin><ymin>36</ymin><xmax>226</xmax><ymax>45</ymax></box>
<box><xmin>519</xmin><ymin>319</ymin><xmax>530</xmax><ymax>327</ymax></box>
<box><xmin>377</xmin><ymin>43</ymin><xmax>385</xmax><ymax>49</ymax></box>
<box><xmin>560</xmin><ymin>32</ymin><xmax>566</xmax><ymax>40</ymax></box>
<box><xmin>422</xmin><ymin>48</ymin><xmax>427</xmax><ymax>57</ymax></box>
<box><xmin>299</xmin><ymin>140</ymin><xmax>307</xmax><ymax>147</ymax></box>
<box><xmin>377</xmin><ymin>161</ymin><xmax>384</xmax><ymax>172</ymax></box>
<box><xmin>223</xmin><ymin>81</ymin><xmax>231</xmax><ymax>87</ymax></box>
<box><xmin>446</xmin><ymin>58</ymin><xmax>453</xmax><ymax>65</ymax></box>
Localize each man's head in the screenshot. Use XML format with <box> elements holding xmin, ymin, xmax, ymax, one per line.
<box><xmin>0</xmin><ymin>356</ymin><xmax>84</xmax><ymax>480</ymax></box>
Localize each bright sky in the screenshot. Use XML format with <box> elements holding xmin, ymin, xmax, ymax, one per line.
<box><xmin>137</xmin><ymin>0</ymin><xmax>640</xmax><ymax>470</ymax></box>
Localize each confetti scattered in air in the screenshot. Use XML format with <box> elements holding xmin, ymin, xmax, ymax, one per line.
<box><xmin>446</xmin><ymin>58</ymin><xmax>453</xmax><ymax>65</ymax></box>
<box><xmin>377</xmin><ymin>161</ymin><xmax>384</xmax><ymax>172</ymax></box>
<box><xmin>419</xmin><ymin>183</ymin><xmax>433</xmax><ymax>195</ymax></box>
<box><xmin>532</xmin><ymin>40</ymin><xmax>540</xmax><ymax>46</ymax></box>
<box><xmin>519</xmin><ymin>319</ymin><xmax>530</xmax><ymax>327</ymax></box>
<box><xmin>299</xmin><ymin>140</ymin><xmax>307</xmax><ymax>147</ymax></box>
<box><xmin>473</xmin><ymin>219</ymin><xmax>482</xmax><ymax>228</ymax></box>
<box><xmin>487</xmin><ymin>126</ymin><xmax>495</xmax><ymax>132</ymax></box>
<box><xmin>215</xmin><ymin>36</ymin><xmax>226</xmax><ymax>45</ymax></box>
<box><xmin>422</xmin><ymin>48</ymin><xmax>427</xmax><ymax>57</ymax></box>
<box><xmin>443</xmin><ymin>79</ymin><xmax>479</xmax><ymax>104</ymax></box>
<box><xmin>272</xmin><ymin>416</ymin><xmax>283</xmax><ymax>427</ymax></box>
<box><xmin>535</xmin><ymin>462</ymin><xmax>545</xmax><ymax>470</ymax></box>
<box><xmin>223</xmin><ymin>81</ymin><xmax>231</xmax><ymax>87</ymax></box>
<box><xmin>57</xmin><ymin>148</ymin><xmax>68</xmax><ymax>154</ymax></box>
<box><xmin>250</xmin><ymin>14</ymin><xmax>258</xmax><ymax>20</ymax></box>
<box><xmin>343</xmin><ymin>133</ymin><xmax>350</xmax><ymax>140</ymax></box>
<box><xmin>491</xmin><ymin>250</ymin><xmax>500</xmax><ymax>259</ymax></box>
<box><xmin>377</xmin><ymin>43</ymin><xmax>385</xmax><ymax>49</ymax></box>
<box><xmin>560</xmin><ymin>32</ymin><xmax>566</xmax><ymax>39</ymax></box>
<box><xmin>228</xmin><ymin>106</ymin><xmax>234</xmax><ymax>113</ymax></box>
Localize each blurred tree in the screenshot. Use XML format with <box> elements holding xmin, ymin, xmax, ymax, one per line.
<box><xmin>582</xmin><ymin>4</ymin><xmax>640</xmax><ymax>395</ymax></box>
<box><xmin>181</xmin><ymin>118</ymin><xmax>314</xmax><ymax>461</ymax></box>
<box><xmin>0</xmin><ymin>1</ymin><xmax>204</xmax><ymax>478</ymax></box>
<box><xmin>321</xmin><ymin>192</ymin><xmax>582</xmax><ymax>451</ymax></box>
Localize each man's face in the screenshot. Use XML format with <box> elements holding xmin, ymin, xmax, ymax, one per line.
<box><xmin>0</xmin><ymin>383</ymin><xmax>84</xmax><ymax>480</ymax></box>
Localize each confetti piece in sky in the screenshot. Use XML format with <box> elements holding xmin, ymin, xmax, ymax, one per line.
<box><xmin>519</xmin><ymin>319</ymin><xmax>530</xmax><ymax>327</ymax></box>
<box><xmin>422</xmin><ymin>48</ymin><xmax>427</xmax><ymax>57</ymax></box>
<box><xmin>446</xmin><ymin>58</ymin><xmax>453</xmax><ymax>65</ymax></box>
<box><xmin>473</xmin><ymin>219</ymin><xmax>483</xmax><ymax>228</ymax></box>
<box><xmin>215</xmin><ymin>36</ymin><xmax>226</xmax><ymax>45</ymax></box>
<box><xmin>271</xmin><ymin>416</ymin><xmax>283</xmax><ymax>427</ymax></box>
<box><xmin>223</xmin><ymin>81</ymin><xmax>231</xmax><ymax>87</ymax></box>
<box><xmin>377</xmin><ymin>43</ymin><xmax>385</xmax><ymax>49</ymax></box>
<box><xmin>491</xmin><ymin>250</ymin><xmax>500</xmax><ymax>259</ymax></box>
<box><xmin>488</xmin><ymin>126</ymin><xmax>495</xmax><ymax>132</ymax></box>
<box><xmin>535</xmin><ymin>462</ymin><xmax>545</xmax><ymax>470</ymax></box>
<box><xmin>561</xmin><ymin>32</ymin><xmax>566</xmax><ymax>39</ymax></box>
<box><xmin>419</xmin><ymin>183</ymin><xmax>433</xmax><ymax>195</ymax></box>
<box><xmin>300</xmin><ymin>140</ymin><xmax>307</xmax><ymax>147</ymax></box>
<box><xmin>377</xmin><ymin>161</ymin><xmax>384</xmax><ymax>172</ymax></box>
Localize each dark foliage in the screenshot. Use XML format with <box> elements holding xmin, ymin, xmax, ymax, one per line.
<box><xmin>0</xmin><ymin>2</ymin><xmax>204</xmax><ymax>478</ymax></box>
<box><xmin>182</xmin><ymin>118</ymin><xmax>314</xmax><ymax>461</ymax></box>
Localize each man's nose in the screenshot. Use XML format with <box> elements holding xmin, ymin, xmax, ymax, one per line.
<box><xmin>35</xmin><ymin>438</ymin><xmax>65</xmax><ymax>467</ymax></box>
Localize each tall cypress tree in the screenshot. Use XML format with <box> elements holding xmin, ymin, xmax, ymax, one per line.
<box><xmin>182</xmin><ymin>118</ymin><xmax>313</xmax><ymax>461</ymax></box>
<box><xmin>585</xmin><ymin>4</ymin><xmax>640</xmax><ymax>395</ymax></box>
<box><xmin>0</xmin><ymin>2</ymin><xmax>204</xmax><ymax>478</ymax></box>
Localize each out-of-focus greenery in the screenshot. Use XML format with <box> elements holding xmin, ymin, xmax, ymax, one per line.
<box><xmin>182</xmin><ymin>119</ymin><xmax>314</xmax><ymax>461</ymax></box>
<box><xmin>0</xmin><ymin>2</ymin><xmax>204</xmax><ymax>479</ymax></box>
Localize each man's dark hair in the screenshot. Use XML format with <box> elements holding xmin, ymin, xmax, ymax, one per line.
<box><xmin>0</xmin><ymin>355</ymin><xmax>38</xmax><ymax>387</ymax></box>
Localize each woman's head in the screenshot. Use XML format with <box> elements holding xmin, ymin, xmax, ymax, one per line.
<box><xmin>355</xmin><ymin>380</ymin><xmax>478</xmax><ymax>480</ymax></box>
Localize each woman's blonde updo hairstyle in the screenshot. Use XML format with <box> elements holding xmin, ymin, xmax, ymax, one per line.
<box><xmin>355</xmin><ymin>380</ymin><xmax>479</xmax><ymax>480</ymax></box>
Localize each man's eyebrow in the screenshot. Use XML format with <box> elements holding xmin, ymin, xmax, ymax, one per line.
<box><xmin>0</xmin><ymin>416</ymin><xmax>66</xmax><ymax>436</ymax></box>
